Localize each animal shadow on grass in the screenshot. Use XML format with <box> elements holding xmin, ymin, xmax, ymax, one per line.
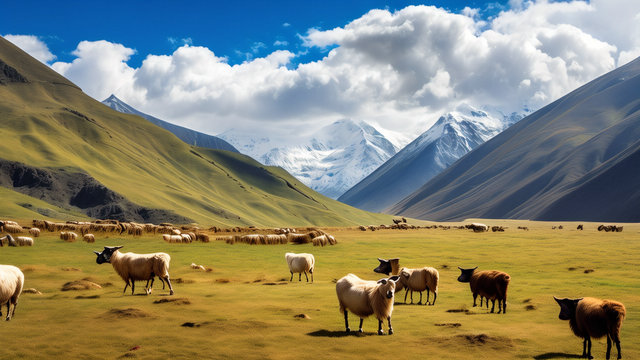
<box><xmin>533</xmin><ymin>353</ymin><xmax>583</xmax><ymax>359</ymax></box>
<box><xmin>307</xmin><ymin>330</ymin><xmax>377</xmax><ymax>338</ymax></box>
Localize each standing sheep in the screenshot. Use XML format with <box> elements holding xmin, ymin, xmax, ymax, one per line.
<box><xmin>554</xmin><ymin>297</ymin><xmax>626</xmax><ymax>360</ymax></box>
<box><xmin>399</xmin><ymin>266</ymin><xmax>439</xmax><ymax>305</ymax></box>
<box><xmin>336</xmin><ymin>274</ymin><xmax>400</xmax><ymax>335</ymax></box>
<box><xmin>0</xmin><ymin>264</ymin><xmax>24</xmax><ymax>321</ymax></box>
<box><xmin>457</xmin><ymin>267</ymin><xmax>510</xmax><ymax>314</ymax></box>
<box><xmin>15</xmin><ymin>237</ymin><xmax>34</xmax><ymax>246</ymax></box>
<box><xmin>94</xmin><ymin>246</ymin><xmax>174</xmax><ymax>295</ymax></box>
<box><xmin>285</xmin><ymin>253</ymin><xmax>314</xmax><ymax>282</ymax></box>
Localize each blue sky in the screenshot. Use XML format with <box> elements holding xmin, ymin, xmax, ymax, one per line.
<box><xmin>3</xmin><ymin>0</ymin><xmax>510</xmax><ymax>67</ymax></box>
<box><xmin>2</xmin><ymin>1</ymin><xmax>640</xmax><ymax>140</ymax></box>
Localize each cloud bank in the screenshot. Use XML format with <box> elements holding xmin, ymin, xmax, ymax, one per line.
<box><xmin>6</xmin><ymin>1</ymin><xmax>640</xmax><ymax>140</ymax></box>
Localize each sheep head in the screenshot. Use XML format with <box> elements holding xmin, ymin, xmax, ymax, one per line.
<box><xmin>94</xmin><ymin>246</ymin><xmax>124</xmax><ymax>264</ymax></box>
<box><xmin>374</xmin><ymin>258</ymin><xmax>400</xmax><ymax>275</ymax></box>
<box><xmin>377</xmin><ymin>276</ymin><xmax>399</xmax><ymax>299</ymax></box>
<box><xmin>457</xmin><ymin>267</ymin><xmax>478</xmax><ymax>283</ymax></box>
<box><xmin>553</xmin><ymin>297</ymin><xmax>583</xmax><ymax>320</ymax></box>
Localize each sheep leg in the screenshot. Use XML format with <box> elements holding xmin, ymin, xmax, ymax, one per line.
<box><xmin>378</xmin><ymin>319</ymin><xmax>384</xmax><ymax>335</ymax></box>
<box><xmin>164</xmin><ymin>276</ymin><xmax>174</xmax><ymax>295</ymax></box>
<box><xmin>479</xmin><ymin>296</ymin><xmax>483</xmax><ymax>307</ymax></box>
<box><xmin>502</xmin><ymin>299</ymin><xmax>507</xmax><ymax>314</ymax></box>
<box><xmin>4</xmin><ymin>302</ymin><xmax>9</xmax><ymax>321</ymax></box>
<box><xmin>473</xmin><ymin>293</ymin><xmax>478</xmax><ymax>307</ymax></box>
<box><xmin>358</xmin><ymin>318</ymin><xmax>364</xmax><ymax>333</ymax></box>
<box><xmin>417</xmin><ymin>291</ymin><xmax>423</xmax><ymax>305</ymax></box>
<box><xmin>290</xmin><ymin>271</ymin><xmax>294</xmax><ymax>282</ymax></box>
<box><xmin>403</xmin><ymin>289</ymin><xmax>409</xmax><ymax>304</ymax></box>
<box><xmin>123</xmin><ymin>280</ymin><xmax>131</xmax><ymax>294</ymax></box>
<box><xmin>490</xmin><ymin>299</ymin><xmax>496</xmax><ymax>313</ymax></box>
<box><xmin>425</xmin><ymin>289</ymin><xmax>430</xmax><ymax>305</ymax></box>
<box><xmin>304</xmin><ymin>271</ymin><xmax>309</xmax><ymax>282</ymax></box>
<box><xmin>615</xmin><ymin>340</ymin><xmax>622</xmax><ymax>359</ymax></box>
<box><xmin>606</xmin><ymin>335</ymin><xmax>612</xmax><ymax>360</ymax></box>
<box><xmin>387</xmin><ymin>316</ymin><xmax>393</xmax><ymax>335</ymax></box>
<box><xmin>10</xmin><ymin>301</ymin><xmax>17</xmax><ymax>319</ymax></box>
<box><xmin>343</xmin><ymin>310</ymin><xmax>350</xmax><ymax>332</ymax></box>
<box><xmin>298</xmin><ymin>273</ymin><xmax>302</xmax><ymax>281</ymax></box>
<box><xmin>131</xmin><ymin>280</ymin><xmax>136</xmax><ymax>295</ymax></box>
<box><xmin>431</xmin><ymin>292</ymin><xmax>437</xmax><ymax>306</ymax></box>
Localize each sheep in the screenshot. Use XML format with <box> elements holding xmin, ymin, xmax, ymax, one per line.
<box><xmin>190</xmin><ymin>263</ymin><xmax>205</xmax><ymax>271</ymax></box>
<box><xmin>457</xmin><ymin>267</ymin><xmax>510</xmax><ymax>314</ymax></box>
<box><xmin>336</xmin><ymin>274</ymin><xmax>400</xmax><ymax>335</ymax></box>
<box><xmin>1</xmin><ymin>222</ymin><xmax>23</xmax><ymax>234</ymax></box>
<box><xmin>0</xmin><ymin>264</ymin><xmax>24</xmax><ymax>321</ymax></box>
<box><xmin>285</xmin><ymin>253</ymin><xmax>315</xmax><ymax>282</ymax></box>
<box><xmin>14</xmin><ymin>237</ymin><xmax>34</xmax><ymax>246</ymax></box>
<box><xmin>399</xmin><ymin>266</ymin><xmax>439</xmax><ymax>305</ymax></box>
<box><xmin>287</xmin><ymin>233</ymin><xmax>311</xmax><ymax>244</ymax></box>
<box><xmin>312</xmin><ymin>235</ymin><xmax>328</xmax><ymax>247</ymax></box>
<box><xmin>466</xmin><ymin>223</ymin><xmax>489</xmax><ymax>232</ymax></box>
<box><xmin>1</xmin><ymin>235</ymin><xmax>18</xmax><ymax>247</ymax></box>
<box><xmin>60</xmin><ymin>232</ymin><xmax>77</xmax><ymax>242</ymax></box>
<box><xmin>554</xmin><ymin>296</ymin><xmax>626</xmax><ymax>360</ymax></box>
<box><xmin>82</xmin><ymin>234</ymin><xmax>95</xmax><ymax>243</ymax></box>
<box><xmin>577</xmin><ymin>225</ymin><xmax>584</xmax><ymax>230</ymax></box>
<box><xmin>94</xmin><ymin>245</ymin><xmax>174</xmax><ymax>295</ymax></box>
<box><xmin>28</xmin><ymin>228</ymin><xmax>40</xmax><ymax>237</ymax></box>
<box><xmin>196</xmin><ymin>233</ymin><xmax>210</xmax><ymax>242</ymax></box>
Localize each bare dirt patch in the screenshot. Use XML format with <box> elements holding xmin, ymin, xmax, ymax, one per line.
<box><xmin>172</xmin><ymin>278</ymin><xmax>194</xmax><ymax>284</ymax></box>
<box><xmin>99</xmin><ymin>308</ymin><xmax>152</xmax><ymax>320</ymax></box>
<box><xmin>61</xmin><ymin>280</ymin><xmax>102</xmax><ymax>291</ymax></box>
<box><xmin>435</xmin><ymin>323</ymin><xmax>462</xmax><ymax>327</ymax></box>
<box><xmin>153</xmin><ymin>298</ymin><xmax>191</xmax><ymax>305</ymax></box>
<box><xmin>215</xmin><ymin>278</ymin><xmax>231</xmax><ymax>283</ymax></box>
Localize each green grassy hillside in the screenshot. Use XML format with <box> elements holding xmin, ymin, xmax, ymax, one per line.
<box><xmin>0</xmin><ymin>37</ymin><xmax>390</xmax><ymax>227</ymax></box>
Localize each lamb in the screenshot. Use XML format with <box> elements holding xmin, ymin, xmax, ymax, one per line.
<box><xmin>94</xmin><ymin>246</ymin><xmax>174</xmax><ymax>295</ymax></box>
<box><xmin>0</xmin><ymin>264</ymin><xmax>24</xmax><ymax>321</ymax></box>
<box><xmin>457</xmin><ymin>267</ymin><xmax>510</xmax><ymax>314</ymax></box>
<box><xmin>399</xmin><ymin>266</ymin><xmax>439</xmax><ymax>305</ymax></box>
<box><xmin>336</xmin><ymin>274</ymin><xmax>400</xmax><ymax>335</ymax></box>
<box><xmin>14</xmin><ymin>236</ymin><xmax>34</xmax><ymax>246</ymax></box>
<box><xmin>285</xmin><ymin>253</ymin><xmax>314</xmax><ymax>282</ymax></box>
<box><xmin>554</xmin><ymin>296</ymin><xmax>626</xmax><ymax>360</ymax></box>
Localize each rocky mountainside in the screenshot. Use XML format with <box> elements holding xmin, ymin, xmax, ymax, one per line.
<box><xmin>102</xmin><ymin>95</ymin><xmax>238</xmax><ymax>153</ymax></box>
<box><xmin>338</xmin><ymin>104</ymin><xmax>531</xmax><ymax>212</ymax></box>
<box><xmin>388</xmin><ymin>56</ymin><xmax>640</xmax><ymax>222</ymax></box>
<box><xmin>219</xmin><ymin>119</ymin><xmax>409</xmax><ymax>199</ymax></box>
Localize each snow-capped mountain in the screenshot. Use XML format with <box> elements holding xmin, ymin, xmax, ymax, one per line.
<box><xmin>337</xmin><ymin>104</ymin><xmax>533</xmax><ymax>212</ymax></box>
<box><xmin>102</xmin><ymin>95</ymin><xmax>238</xmax><ymax>153</ymax></box>
<box><xmin>219</xmin><ymin>119</ymin><xmax>409</xmax><ymax>199</ymax></box>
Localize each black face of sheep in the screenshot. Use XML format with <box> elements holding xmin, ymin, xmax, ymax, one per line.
<box><xmin>554</xmin><ymin>297</ymin><xmax>582</xmax><ymax>320</ymax></box>
<box><xmin>457</xmin><ymin>267</ymin><xmax>478</xmax><ymax>282</ymax></box>
<box><xmin>374</xmin><ymin>258</ymin><xmax>398</xmax><ymax>275</ymax></box>
<box><xmin>94</xmin><ymin>246</ymin><xmax>124</xmax><ymax>264</ymax></box>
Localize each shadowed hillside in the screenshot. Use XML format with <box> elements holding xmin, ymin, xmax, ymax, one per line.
<box><xmin>0</xmin><ymin>36</ymin><xmax>390</xmax><ymax>227</ymax></box>
<box><xmin>388</xmin><ymin>56</ymin><xmax>640</xmax><ymax>222</ymax></box>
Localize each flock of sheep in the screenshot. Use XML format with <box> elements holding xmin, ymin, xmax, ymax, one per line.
<box><xmin>0</xmin><ymin>219</ymin><xmax>630</xmax><ymax>359</ymax></box>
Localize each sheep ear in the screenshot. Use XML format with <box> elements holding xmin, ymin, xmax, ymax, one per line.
<box><xmin>377</xmin><ymin>279</ymin><xmax>388</xmax><ymax>285</ymax></box>
<box><xmin>388</xmin><ymin>276</ymin><xmax>400</xmax><ymax>283</ymax></box>
<box><xmin>94</xmin><ymin>251</ymin><xmax>101</xmax><ymax>255</ymax></box>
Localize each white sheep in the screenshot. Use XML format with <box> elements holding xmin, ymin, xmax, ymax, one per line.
<box><xmin>336</xmin><ymin>274</ymin><xmax>400</xmax><ymax>335</ymax></box>
<box><xmin>94</xmin><ymin>245</ymin><xmax>174</xmax><ymax>295</ymax></box>
<box><xmin>0</xmin><ymin>264</ymin><xmax>24</xmax><ymax>321</ymax></box>
<box><xmin>399</xmin><ymin>266</ymin><xmax>439</xmax><ymax>305</ymax></box>
<box><xmin>28</xmin><ymin>228</ymin><xmax>40</xmax><ymax>237</ymax></box>
<box><xmin>14</xmin><ymin>236</ymin><xmax>34</xmax><ymax>247</ymax></box>
<box><xmin>190</xmin><ymin>263</ymin><xmax>205</xmax><ymax>271</ymax></box>
<box><xmin>285</xmin><ymin>253</ymin><xmax>315</xmax><ymax>282</ymax></box>
<box><xmin>83</xmin><ymin>234</ymin><xmax>96</xmax><ymax>243</ymax></box>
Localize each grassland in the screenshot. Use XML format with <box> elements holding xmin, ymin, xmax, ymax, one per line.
<box><xmin>1</xmin><ymin>220</ymin><xmax>638</xmax><ymax>359</ymax></box>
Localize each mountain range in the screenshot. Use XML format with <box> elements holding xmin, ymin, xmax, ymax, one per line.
<box><xmin>0</xmin><ymin>36</ymin><xmax>391</xmax><ymax>227</ymax></box>
<box><xmin>219</xmin><ymin>120</ymin><xmax>409</xmax><ymax>199</ymax></box>
<box><xmin>338</xmin><ymin>104</ymin><xmax>532</xmax><ymax>212</ymax></box>
<box><xmin>101</xmin><ymin>94</ymin><xmax>238</xmax><ymax>153</ymax></box>
<box><xmin>388</xmin><ymin>56</ymin><xmax>640</xmax><ymax>222</ymax></box>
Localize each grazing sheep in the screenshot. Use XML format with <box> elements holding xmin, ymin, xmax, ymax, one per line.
<box><xmin>285</xmin><ymin>253</ymin><xmax>315</xmax><ymax>282</ymax></box>
<box><xmin>190</xmin><ymin>263</ymin><xmax>205</xmax><ymax>271</ymax></box>
<box><xmin>14</xmin><ymin>237</ymin><xmax>34</xmax><ymax>246</ymax></box>
<box><xmin>554</xmin><ymin>296</ymin><xmax>626</xmax><ymax>360</ymax></box>
<box><xmin>1</xmin><ymin>222</ymin><xmax>23</xmax><ymax>234</ymax></box>
<box><xmin>336</xmin><ymin>274</ymin><xmax>400</xmax><ymax>335</ymax></box>
<box><xmin>94</xmin><ymin>246</ymin><xmax>174</xmax><ymax>295</ymax></box>
<box><xmin>1</xmin><ymin>235</ymin><xmax>18</xmax><ymax>247</ymax></box>
<box><xmin>517</xmin><ymin>226</ymin><xmax>529</xmax><ymax>231</ymax></box>
<box><xmin>196</xmin><ymin>233</ymin><xmax>210</xmax><ymax>242</ymax></box>
<box><xmin>466</xmin><ymin>223</ymin><xmax>489</xmax><ymax>232</ymax></box>
<box><xmin>312</xmin><ymin>235</ymin><xmax>328</xmax><ymax>247</ymax></box>
<box><xmin>0</xmin><ymin>264</ymin><xmax>24</xmax><ymax>321</ymax></box>
<box><xmin>287</xmin><ymin>233</ymin><xmax>312</xmax><ymax>244</ymax></box>
<box><xmin>28</xmin><ymin>228</ymin><xmax>40</xmax><ymax>237</ymax></box>
<box><xmin>83</xmin><ymin>234</ymin><xmax>95</xmax><ymax>243</ymax></box>
<box><xmin>457</xmin><ymin>267</ymin><xmax>510</xmax><ymax>314</ymax></box>
<box><xmin>577</xmin><ymin>225</ymin><xmax>584</xmax><ymax>230</ymax></box>
<box><xmin>399</xmin><ymin>266</ymin><xmax>439</xmax><ymax>305</ymax></box>
<box><xmin>60</xmin><ymin>232</ymin><xmax>78</xmax><ymax>242</ymax></box>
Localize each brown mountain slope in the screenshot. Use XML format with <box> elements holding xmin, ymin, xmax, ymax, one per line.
<box><xmin>387</xmin><ymin>56</ymin><xmax>640</xmax><ymax>222</ymax></box>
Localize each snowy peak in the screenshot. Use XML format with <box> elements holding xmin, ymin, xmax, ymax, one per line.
<box><xmin>219</xmin><ymin>119</ymin><xmax>404</xmax><ymax>199</ymax></box>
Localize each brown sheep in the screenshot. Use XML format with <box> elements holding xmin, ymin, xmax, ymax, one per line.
<box><xmin>554</xmin><ymin>296</ymin><xmax>626</xmax><ymax>360</ymax></box>
<box><xmin>399</xmin><ymin>266</ymin><xmax>439</xmax><ymax>305</ymax></box>
<box><xmin>577</xmin><ymin>225</ymin><xmax>584</xmax><ymax>230</ymax></box>
<box><xmin>457</xmin><ymin>267</ymin><xmax>510</xmax><ymax>314</ymax></box>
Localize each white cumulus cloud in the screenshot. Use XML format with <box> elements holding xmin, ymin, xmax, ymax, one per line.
<box><xmin>3</xmin><ymin>34</ymin><xmax>56</xmax><ymax>63</ymax></box>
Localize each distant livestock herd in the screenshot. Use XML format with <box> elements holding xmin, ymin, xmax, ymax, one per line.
<box><xmin>0</xmin><ymin>219</ymin><xmax>630</xmax><ymax>359</ymax></box>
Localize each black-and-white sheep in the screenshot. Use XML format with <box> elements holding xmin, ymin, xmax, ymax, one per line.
<box><xmin>336</xmin><ymin>274</ymin><xmax>400</xmax><ymax>335</ymax></box>
<box><xmin>457</xmin><ymin>267</ymin><xmax>510</xmax><ymax>314</ymax></box>
<box><xmin>0</xmin><ymin>264</ymin><xmax>24</xmax><ymax>321</ymax></box>
<box><xmin>94</xmin><ymin>246</ymin><xmax>174</xmax><ymax>295</ymax></box>
<box><xmin>554</xmin><ymin>297</ymin><xmax>626</xmax><ymax>360</ymax></box>
<box><xmin>285</xmin><ymin>253</ymin><xmax>314</xmax><ymax>282</ymax></box>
